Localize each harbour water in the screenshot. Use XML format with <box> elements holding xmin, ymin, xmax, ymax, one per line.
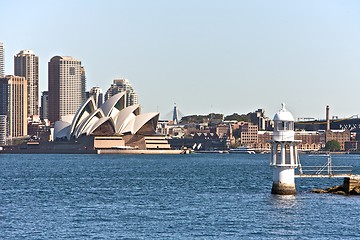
<box><xmin>1</xmin><ymin>153</ymin><xmax>360</xmax><ymax>239</ymax></box>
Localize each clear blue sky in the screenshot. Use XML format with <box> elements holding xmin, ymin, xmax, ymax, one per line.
<box><xmin>2</xmin><ymin>0</ymin><xmax>360</xmax><ymax>120</ymax></box>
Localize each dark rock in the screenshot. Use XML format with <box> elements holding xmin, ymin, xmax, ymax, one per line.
<box><xmin>326</xmin><ymin>185</ymin><xmax>343</xmax><ymax>193</ymax></box>
<box><xmin>350</xmin><ymin>186</ymin><xmax>360</xmax><ymax>195</ymax></box>
<box><xmin>311</xmin><ymin>189</ymin><xmax>328</xmax><ymax>193</ymax></box>
<box><xmin>333</xmin><ymin>191</ymin><xmax>347</xmax><ymax>195</ymax></box>
<box><xmin>311</xmin><ymin>182</ymin><xmax>360</xmax><ymax>195</ymax></box>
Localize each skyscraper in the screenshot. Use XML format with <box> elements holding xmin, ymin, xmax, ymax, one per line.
<box><xmin>81</xmin><ymin>66</ymin><xmax>86</xmax><ymax>103</ymax></box>
<box><xmin>105</xmin><ymin>79</ymin><xmax>138</xmax><ymax>107</ymax></box>
<box><xmin>0</xmin><ymin>42</ymin><xmax>4</xmax><ymax>77</ymax></box>
<box><xmin>40</xmin><ymin>91</ymin><xmax>49</xmax><ymax>120</ymax></box>
<box><xmin>14</xmin><ymin>50</ymin><xmax>39</xmax><ymax>117</ymax></box>
<box><xmin>48</xmin><ymin>56</ymin><xmax>82</xmax><ymax>123</ymax></box>
<box><xmin>0</xmin><ymin>75</ymin><xmax>28</xmax><ymax>137</ymax></box>
<box><xmin>89</xmin><ymin>87</ymin><xmax>103</xmax><ymax>108</ymax></box>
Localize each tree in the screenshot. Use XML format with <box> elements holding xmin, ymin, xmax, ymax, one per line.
<box><xmin>224</xmin><ymin>113</ymin><xmax>251</xmax><ymax>122</ymax></box>
<box><xmin>325</xmin><ymin>140</ymin><xmax>341</xmax><ymax>152</ymax></box>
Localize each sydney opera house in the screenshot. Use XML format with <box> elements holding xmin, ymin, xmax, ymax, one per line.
<box><xmin>51</xmin><ymin>92</ymin><xmax>178</xmax><ymax>154</ymax></box>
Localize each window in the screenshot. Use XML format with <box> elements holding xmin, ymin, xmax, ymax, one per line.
<box><xmin>276</xmin><ymin>121</ymin><xmax>293</xmax><ymax>131</ymax></box>
<box><xmin>69</xmin><ymin>67</ymin><xmax>75</xmax><ymax>75</ymax></box>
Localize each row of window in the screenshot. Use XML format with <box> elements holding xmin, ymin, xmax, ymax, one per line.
<box><xmin>275</xmin><ymin>121</ymin><xmax>294</xmax><ymax>131</ymax></box>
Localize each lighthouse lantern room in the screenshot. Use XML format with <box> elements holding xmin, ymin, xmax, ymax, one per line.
<box><xmin>270</xmin><ymin>103</ymin><xmax>301</xmax><ymax>195</ymax></box>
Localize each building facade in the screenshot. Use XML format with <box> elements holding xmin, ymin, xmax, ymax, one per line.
<box><xmin>48</xmin><ymin>56</ymin><xmax>83</xmax><ymax>123</ymax></box>
<box><xmin>256</xmin><ymin>131</ymin><xmax>272</xmax><ymax>150</ymax></box>
<box><xmin>240</xmin><ymin>123</ymin><xmax>258</xmax><ymax>145</ymax></box>
<box><xmin>0</xmin><ymin>42</ymin><xmax>4</xmax><ymax>77</ymax></box>
<box><xmin>14</xmin><ymin>50</ymin><xmax>39</xmax><ymax>117</ymax></box>
<box><xmin>40</xmin><ymin>91</ymin><xmax>49</xmax><ymax>120</ymax></box>
<box><xmin>0</xmin><ymin>115</ymin><xmax>6</xmax><ymax>145</ymax></box>
<box><xmin>295</xmin><ymin>131</ymin><xmax>322</xmax><ymax>152</ymax></box>
<box><xmin>105</xmin><ymin>79</ymin><xmax>138</xmax><ymax>107</ymax></box>
<box><xmin>250</xmin><ymin>109</ymin><xmax>272</xmax><ymax>130</ymax></box>
<box><xmin>0</xmin><ymin>75</ymin><xmax>28</xmax><ymax>137</ymax></box>
<box><xmin>89</xmin><ymin>87</ymin><xmax>103</xmax><ymax>108</ymax></box>
<box><xmin>81</xmin><ymin>66</ymin><xmax>86</xmax><ymax>103</ymax></box>
<box><xmin>325</xmin><ymin>130</ymin><xmax>351</xmax><ymax>151</ymax></box>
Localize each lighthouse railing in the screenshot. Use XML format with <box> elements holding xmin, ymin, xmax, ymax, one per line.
<box><xmin>295</xmin><ymin>154</ymin><xmax>352</xmax><ymax>178</ymax></box>
<box><xmin>297</xmin><ymin>166</ymin><xmax>352</xmax><ymax>175</ymax></box>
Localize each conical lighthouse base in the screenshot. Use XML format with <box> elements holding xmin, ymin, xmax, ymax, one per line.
<box><xmin>271</xmin><ymin>182</ymin><xmax>296</xmax><ymax>195</ymax></box>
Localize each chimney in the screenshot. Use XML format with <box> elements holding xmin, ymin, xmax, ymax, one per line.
<box><xmin>326</xmin><ymin>105</ymin><xmax>330</xmax><ymax>131</ymax></box>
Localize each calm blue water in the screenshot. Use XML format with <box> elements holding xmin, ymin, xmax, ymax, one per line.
<box><xmin>1</xmin><ymin>153</ymin><xmax>360</xmax><ymax>239</ymax></box>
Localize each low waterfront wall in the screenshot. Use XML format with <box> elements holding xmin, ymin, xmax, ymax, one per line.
<box><xmin>97</xmin><ymin>149</ymin><xmax>184</xmax><ymax>154</ymax></box>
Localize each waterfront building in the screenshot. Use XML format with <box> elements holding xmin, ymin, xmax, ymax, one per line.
<box><xmin>0</xmin><ymin>115</ymin><xmax>6</xmax><ymax>145</ymax></box>
<box><xmin>105</xmin><ymin>79</ymin><xmax>138</xmax><ymax>107</ymax></box>
<box><xmin>295</xmin><ymin>131</ymin><xmax>322</xmax><ymax>152</ymax></box>
<box><xmin>325</xmin><ymin>129</ymin><xmax>350</xmax><ymax>151</ymax></box>
<box><xmin>89</xmin><ymin>87</ymin><xmax>103</xmax><ymax>108</ymax></box>
<box><xmin>0</xmin><ymin>42</ymin><xmax>4</xmax><ymax>77</ymax></box>
<box><xmin>52</xmin><ymin>92</ymin><xmax>171</xmax><ymax>151</ymax></box>
<box><xmin>240</xmin><ymin>123</ymin><xmax>258</xmax><ymax>145</ymax></box>
<box><xmin>345</xmin><ymin>141</ymin><xmax>358</xmax><ymax>152</ymax></box>
<box><xmin>28</xmin><ymin>115</ymin><xmax>49</xmax><ymax>138</ymax></box>
<box><xmin>256</xmin><ymin>131</ymin><xmax>272</xmax><ymax>151</ymax></box>
<box><xmin>14</xmin><ymin>50</ymin><xmax>39</xmax><ymax>117</ymax></box>
<box><xmin>48</xmin><ymin>56</ymin><xmax>83</xmax><ymax>123</ymax></box>
<box><xmin>216</xmin><ymin>124</ymin><xmax>230</xmax><ymax>139</ymax></box>
<box><xmin>0</xmin><ymin>75</ymin><xmax>28</xmax><ymax>137</ymax></box>
<box><xmin>40</xmin><ymin>91</ymin><xmax>49</xmax><ymax>120</ymax></box>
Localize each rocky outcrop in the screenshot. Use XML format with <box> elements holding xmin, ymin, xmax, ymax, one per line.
<box><xmin>311</xmin><ymin>185</ymin><xmax>347</xmax><ymax>195</ymax></box>
<box><xmin>311</xmin><ymin>177</ymin><xmax>360</xmax><ymax>195</ymax></box>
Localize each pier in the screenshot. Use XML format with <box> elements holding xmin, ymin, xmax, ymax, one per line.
<box><xmin>295</xmin><ymin>154</ymin><xmax>354</xmax><ymax>178</ymax></box>
<box><xmin>295</xmin><ymin>154</ymin><xmax>360</xmax><ymax>194</ymax></box>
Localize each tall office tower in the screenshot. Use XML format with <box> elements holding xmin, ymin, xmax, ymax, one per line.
<box><xmin>14</xmin><ymin>50</ymin><xmax>39</xmax><ymax>117</ymax></box>
<box><xmin>0</xmin><ymin>76</ymin><xmax>28</xmax><ymax>137</ymax></box>
<box><xmin>89</xmin><ymin>87</ymin><xmax>103</xmax><ymax>108</ymax></box>
<box><xmin>48</xmin><ymin>56</ymin><xmax>82</xmax><ymax>123</ymax></box>
<box><xmin>0</xmin><ymin>42</ymin><xmax>4</xmax><ymax>77</ymax></box>
<box><xmin>0</xmin><ymin>115</ymin><xmax>7</xmax><ymax>145</ymax></box>
<box><xmin>81</xmin><ymin>66</ymin><xmax>86</xmax><ymax>103</ymax></box>
<box><xmin>40</xmin><ymin>91</ymin><xmax>49</xmax><ymax>120</ymax></box>
<box><xmin>105</xmin><ymin>79</ymin><xmax>138</xmax><ymax>107</ymax></box>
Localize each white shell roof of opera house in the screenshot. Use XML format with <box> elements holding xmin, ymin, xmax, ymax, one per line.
<box><xmin>53</xmin><ymin>92</ymin><xmax>159</xmax><ymax>140</ymax></box>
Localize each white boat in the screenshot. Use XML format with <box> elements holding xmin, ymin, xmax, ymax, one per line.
<box><xmin>229</xmin><ymin>146</ymin><xmax>256</xmax><ymax>154</ymax></box>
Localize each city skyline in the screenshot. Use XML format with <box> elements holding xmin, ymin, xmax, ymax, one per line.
<box><xmin>2</xmin><ymin>1</ymin><xmax>360</xmax><ymax>119</ymax></box>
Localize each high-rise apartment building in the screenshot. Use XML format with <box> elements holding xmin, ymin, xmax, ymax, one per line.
<box><xmin>14</xmin><ymin>50</ymin><xmax>39</xmax><ymax>117</ymax></box>
<box><xmin>105</xmin><ymin>79</ymin><xmax>138</xmax><ymax>107</ymax></box>
<box><xmin>0</xmin><ymin>75</ymin><xmax>28</xmax><ymax>137</ymax></box>
<box><xmin>40</xmin><ymin>91</ymin><xmax>49</xmax><ymax>120</ymax></box>
<box><xmin>0</xmin><ymin>42</ymin><xmax>4</xmax><ymax>77</ymax></box>
<box><xmin>89</xmin><ymin>87</ymin><xmax>103</xmax><ymax>108</ymax></box>
<box><xmin>48</xmin><ymin>56</ymin><xmax>82</xmax><ymax>123</ymax></box>
<box><xmin>81</xmin><ymin>66</ymin><xmax>86</xmax><ymax>103</ymax></box>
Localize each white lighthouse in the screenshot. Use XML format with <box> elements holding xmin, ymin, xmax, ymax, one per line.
<box><xmin>270</xmin><ymin>103</ymin><xmax>301</xmax><ymax>195</ymax></box>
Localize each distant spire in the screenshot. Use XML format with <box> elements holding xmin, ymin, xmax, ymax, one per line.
<box><xmin>173</xmin><ymin>103</ymin><xmax>179</xmax><ymax>124</ymax></box>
